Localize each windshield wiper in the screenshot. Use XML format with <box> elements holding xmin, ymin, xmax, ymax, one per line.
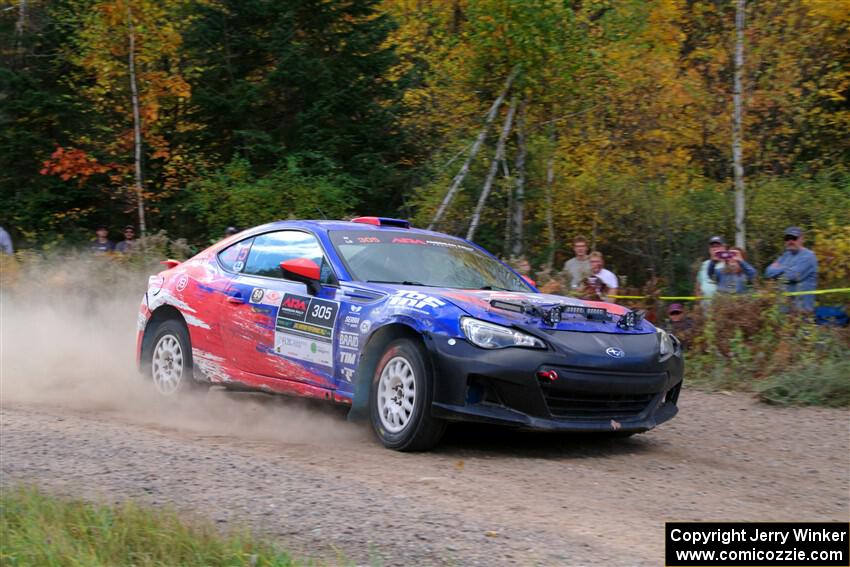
<box><xmin>366</xmin><ymin>280</ymin><xmax>434</xmax><ymax>286</ymax></box>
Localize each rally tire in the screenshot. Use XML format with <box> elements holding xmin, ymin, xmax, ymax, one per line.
<box><xmin>147</xmin><ymin>319</ymin><xmax>198</xmax><ymax>396</ymax></box>
<box><xmin>369</xmin><ymin>338</ymin><xmax>445</xmax><ymax>451</ymax></box>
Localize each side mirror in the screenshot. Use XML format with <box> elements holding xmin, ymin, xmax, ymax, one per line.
<box><xmin>522</xmin><ymin>275</ymin><xmax>536</xmax><ymax>287</ymax></box>
<box><xmin>280</xmin><ymin>258</ymin><xmax>322</xmax><ymax>295</ymax></box>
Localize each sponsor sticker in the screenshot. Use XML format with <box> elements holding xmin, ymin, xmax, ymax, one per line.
<box><xmin>343</xmin><ymin>314</ymin><xmax>361</xmax><ymax>328</ymax></box>
<box><xmin>176</xmin><ymin>274</ymin><xmax>189</xmax><ymax>292</ymax></box>
<box><xmin>274</xmin><ymin>293</ymin><xmax>339</xmax><ymax>367</ymax></box>
<box><xmin>275</xmin><ymin>333</ymin><xmax>333</xmax><ymax>368</ymax></box>
<box><xmin>339</xmin><ymin>332</ymin><xmax>359</xmax><ymax>350</ymax></box>
<box><xmin>341</xmin><ymin>368</ymin><xmax>355</xmax><ymax>381</ymax></box>
<box><xmin>388</xmin><ymin>290</ymin><xmax>446</xmax><ymax>311</ymax></box>
<box><xmin>249</xmin><ymin>288</ymin><xmax>283</xmax><ymax>306</ymax></box>
<box><xmin>359</xmin><ymin>320</ymin><xmax>372</xmax><ymax>334</ymax></box>
<box><xmin>339</xmin><ymin>351</ymin><xmax>357</xmax><ymax>365</ymax></box>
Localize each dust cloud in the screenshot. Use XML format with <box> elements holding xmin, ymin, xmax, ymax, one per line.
<box><xmin>0</xmin><ymin>253</ymin><xmax>367</xmax><ymax>446</ymax></box>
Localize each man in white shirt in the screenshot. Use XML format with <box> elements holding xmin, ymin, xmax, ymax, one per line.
<box><xmin>584</xmin><ymin>251</ymin><xmax>618</xmax><ymax>302</ymax></box>
<box><xmin>696</xmin><ymin>235</ymin><xmax>726</xmax><ymax>304</ymax></box>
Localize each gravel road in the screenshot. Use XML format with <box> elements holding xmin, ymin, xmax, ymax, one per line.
<box><xmin>2</xmin><ymin>387</ymin><xmax>848</xmax><ymax>566</ymax></box>
<box><xmin>1</xmin><ymin>287</ymin><xmax>848</xmax><ymax>565</ymax></box>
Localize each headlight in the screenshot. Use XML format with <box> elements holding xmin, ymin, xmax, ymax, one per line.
<box><xmin>657</xmin><ymin>327</ymin><xmax>676</xmax><ymax>357</ymax></box>
<box><xmin>460</xmin><ymin>317</ymin><xmax>546</xmax><ymax>350</ymax></box>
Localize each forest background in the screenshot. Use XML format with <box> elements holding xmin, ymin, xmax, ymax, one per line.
<box><xmin>2</xmin><ymin>0</ymin><xmax>849</xmax><ymax>296</ymax></box>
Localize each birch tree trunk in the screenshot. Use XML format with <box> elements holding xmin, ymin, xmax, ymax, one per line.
<box><xmin>127</xmin><ymin>4</ymin><xmax>146</xmax><ymax>236</ymax></box>
<box><xmin>428</xmin><ymin>67</ymin><xmax>519</xmax><ymax>230</ymax></box>
<box><xmin>502</xmin><ymin>158</ymin><xmax>512</xmax><ymax>256</ymax></box>
<box><xmin>466</xmin><ymin>97</ymin><xmax>518</xmax><ymax>241</ymax></box>
<box><xmin>544</xmin><ymin>128</ymin><xmax>557</xmax><ymax>270</ymax></box>
<box><xmin>510</xmin><ymin>100</ymin><xmax>527</xmax><ymax>259</ymax></box>
<box><xmin>16</xmin><ymin>0</ymin><xmax>27</xmax><ymax>36</ymax></box>
<box><xmin>732</xmin><ymin>0</ymin><xmax>746</xmax><ymax>249</ymax></box>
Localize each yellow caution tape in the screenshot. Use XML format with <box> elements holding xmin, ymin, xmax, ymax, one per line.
<box><xmin>608</xmin><ymin>288</ymin><xmax>850</xmax><ymax>301</ymax></box>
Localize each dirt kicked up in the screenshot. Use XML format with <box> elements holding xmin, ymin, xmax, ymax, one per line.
<box><xmin>1</xmin><ymin>263</ymin><xmax>848</xmax><ymax>566</ymax></box>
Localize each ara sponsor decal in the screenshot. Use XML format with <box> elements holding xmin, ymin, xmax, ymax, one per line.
<box><xmin>359</xmin><ymin>320</ymin><xmax>372</xmax><ymax>334</ymax></box>
<box><xmin>279</xmin><ymin>294</ymin><xmax>309</xmax><ymax>318</ymax></box>
<box><xmin>274</xmin><ymin>294</ymin><xmax>339</xmax><ymax>367</ymax></box>
<box><xmin>391</xmin><ymin>237</ymin><xmax>427</xmax><ymax>245</ymax></box>
<box><xmin>176</xmin><ymin>274</ymin><xmax>189</xmax><ymax>292</ymax></box>
<box><xmin>388</xmin><ymin>290</ymin><xmax>446</xmax><ymax>311</ymax></box>
<box><xmin>339</xmin><ymin>351</ymin><xmax>357</xmax><ymax>365</ymax></box>
<box><xmin>339</xmin><ymin>332</ymin><xmax>359</xmax><ymax>350</ymax></box>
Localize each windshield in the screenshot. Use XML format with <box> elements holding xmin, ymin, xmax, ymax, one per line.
<box><xmin>329</xmin><ymin>230</ymin><xmax>532</xmax><ymax>292</ymax></box>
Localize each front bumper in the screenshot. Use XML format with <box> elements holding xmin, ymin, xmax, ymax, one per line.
<box><xmin>427</xmin><ymin>332</ymin><xmax>683</xmax><ymax>433</ymax></box>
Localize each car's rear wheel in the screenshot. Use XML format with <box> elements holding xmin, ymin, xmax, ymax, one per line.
<box><xmin>148</xmin><ymin>320</ymin><xmax>197</xmax><ymax>396</ymax></box>
<box><xmin>370</xmin><ymin>338</ymin><xmax>445</xmax><ymax>451</ymax></box>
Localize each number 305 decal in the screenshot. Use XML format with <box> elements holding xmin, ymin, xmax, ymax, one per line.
<box><xmin>311</xmin><ymin>304</ymin><xmax>334</xmax><ymax>320</ymax></box>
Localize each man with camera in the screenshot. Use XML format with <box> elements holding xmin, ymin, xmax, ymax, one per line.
<box><xmin>695</xmin><ymin>235</ymin><xmax>726</xmax><ymax>303</ymax></box>
<box><xmin>579</xmin><ymin>251</ymin><xmax>618</xmax><ymax>303</ymax></box>
<box><xmin>765</xmin><ymin>227</ymin><xmax>818</xmax><ymax>312</ymax></box>
<box><xmin>708</xmin><ymin>246</ymin><xmax>756</xmax><ymax>294</ymax></box>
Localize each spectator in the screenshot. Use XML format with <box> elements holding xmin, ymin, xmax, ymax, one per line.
<box><xmin>507</xmin><ymin>256</ymin><xmax>531</xmax><ymax>276</ymax></box>
<box><xmin>696</xmin><ymin>235</ymin><xmax>726</xmax><ymax>302</ymax></box>
<box><xmin>765</xmin><ymin>227</ymin><xmax>818</xmax><ymax>312</ymax></box>
<box><xmin>115</xmin><ymin>225</ymin><xmax>136</xmax><ymax>253</ymax></box>
<box><xmin>580</xmin><ymin>251</ymin><xmax>618</xmax><ymax>302</ymax></box>
<box><xmin>666</xmin><ymin>303</ymin><xmax>695</xmax><ymax>350</ymax></box>
<box><xmin>0</xmin><ymin>225</ymin><xmax>13</xmax><ymax>255</ymax></box>
<box><xmin>708</xmin><ymin>246</ymin><xmax>756</xmax><ymax>294</ymax></box>
<box><xmin>561</xmin><ymin>235</ymin><xmax>591</xmax><ymax>289</ymax></box>
<box><xmin>90</xmin><ymin>225</ymin><xmax>114</xmax><ymax>253</ymax></box>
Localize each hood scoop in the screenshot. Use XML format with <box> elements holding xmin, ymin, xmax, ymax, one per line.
<box><xmin>489</xmin><ymin>298</ymin><xmax>644</xmax><ymax>329</ymax></box>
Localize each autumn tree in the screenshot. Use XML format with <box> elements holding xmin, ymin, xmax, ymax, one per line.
<box><xmin>40</xmin><ymin>0</ymin><xmax>203</xmax><ymax>234</ymax></box>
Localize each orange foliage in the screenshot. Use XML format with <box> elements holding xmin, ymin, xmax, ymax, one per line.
<box><xmin>39</xmin><ymin>147</ymin><xmax>115</xmax><ymax>185</ymax></box>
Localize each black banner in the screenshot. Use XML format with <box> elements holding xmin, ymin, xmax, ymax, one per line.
<box><xmin>666</xmin><ymin>522</ymin><xmax>849</xmax><ymax>566</ymax></box>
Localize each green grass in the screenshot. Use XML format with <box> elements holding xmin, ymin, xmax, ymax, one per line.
<box><xmin>756</xmin><ymin>359</ymin><xmax>850</xmax><ymax>407</ymax></box>
<box><xmin>0</xmin><ymin>486</ymin><xmax>299</xmax><ymax>567</ymax></box>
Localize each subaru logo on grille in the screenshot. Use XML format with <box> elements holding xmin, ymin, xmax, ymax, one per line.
<box><xmin>606</xmin><ymin>347</ymin><xmax>625</xmax><ymax>358</ymax></box>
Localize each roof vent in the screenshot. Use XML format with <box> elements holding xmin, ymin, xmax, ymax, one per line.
<box><xmin>351</xmin><ymin>217</ymin><xmax>411</xmax><ymax>229</ymax></box>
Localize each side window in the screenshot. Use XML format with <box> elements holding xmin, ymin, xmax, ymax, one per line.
<box><xmin>243</xmin><ymin>231</ymin><xmax>334</xmax><ymax>283</ymax></box>
<box><xmin>217</xmin><ymin>237</ymin><xmax>254</xmax><ymax>272</ymax></box>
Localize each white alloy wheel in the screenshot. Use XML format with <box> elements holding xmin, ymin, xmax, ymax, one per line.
<box><xmin>151</xmin><ymin>333</ymin><xmax>185</xmax><ymax>395</ymax></box>
<box><xmin>377</xmin><ymin>356</ymin><xmax>416</xmax><ymax>433</ymax></box>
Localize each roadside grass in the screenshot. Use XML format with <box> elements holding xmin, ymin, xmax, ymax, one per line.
<box><xmin>684</xmin><ymin>295</ymin><xmax>850</xmax><ymax>407</ymax></box>
<box><xmin>0</xmin><ymin>486</ymin><xmax>300</xmax><ymax>566</ymax></box>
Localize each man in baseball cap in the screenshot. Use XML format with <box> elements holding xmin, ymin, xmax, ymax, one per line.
<box><xmin>696</xmin><ymin>235</ymin><xmax>727</xmax><ymax>303</ymax></box>
<box><xmin>765</xmin><ymin>227</ymin><xmax>818</xmax><ymax>312</ymax></box>
<box><xmin>666</xmin><ymin>303</ymin><xmax>695</xmax><ymax>350</ymax></box>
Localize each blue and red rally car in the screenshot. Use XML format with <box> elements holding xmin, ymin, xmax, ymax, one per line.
<box><xmin>136</xmin><ymin>217</ymin><xmax>683</xmax><ymax>450</ymax></box>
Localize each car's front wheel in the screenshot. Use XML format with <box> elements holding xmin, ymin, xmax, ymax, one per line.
<box><xmin>148</xmin><ymin>320</ymin><xmax>198</xmax><ymax>396</ymax></box>
<box><xmin>370</xmin><ymin>338</ymin><xmax>445</xmax><ymax>451</ymax></box>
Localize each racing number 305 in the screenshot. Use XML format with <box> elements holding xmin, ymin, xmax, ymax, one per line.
<box><xmin>311</xmin><ymin>304</ymin><xmax>334</xmax><ymax>320</ymax></box>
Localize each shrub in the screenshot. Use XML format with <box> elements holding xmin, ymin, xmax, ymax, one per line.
<box><xmin>684</xmin><ymin>294</ymin><xmax>850</xmax><ymax>406</ymax></box>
